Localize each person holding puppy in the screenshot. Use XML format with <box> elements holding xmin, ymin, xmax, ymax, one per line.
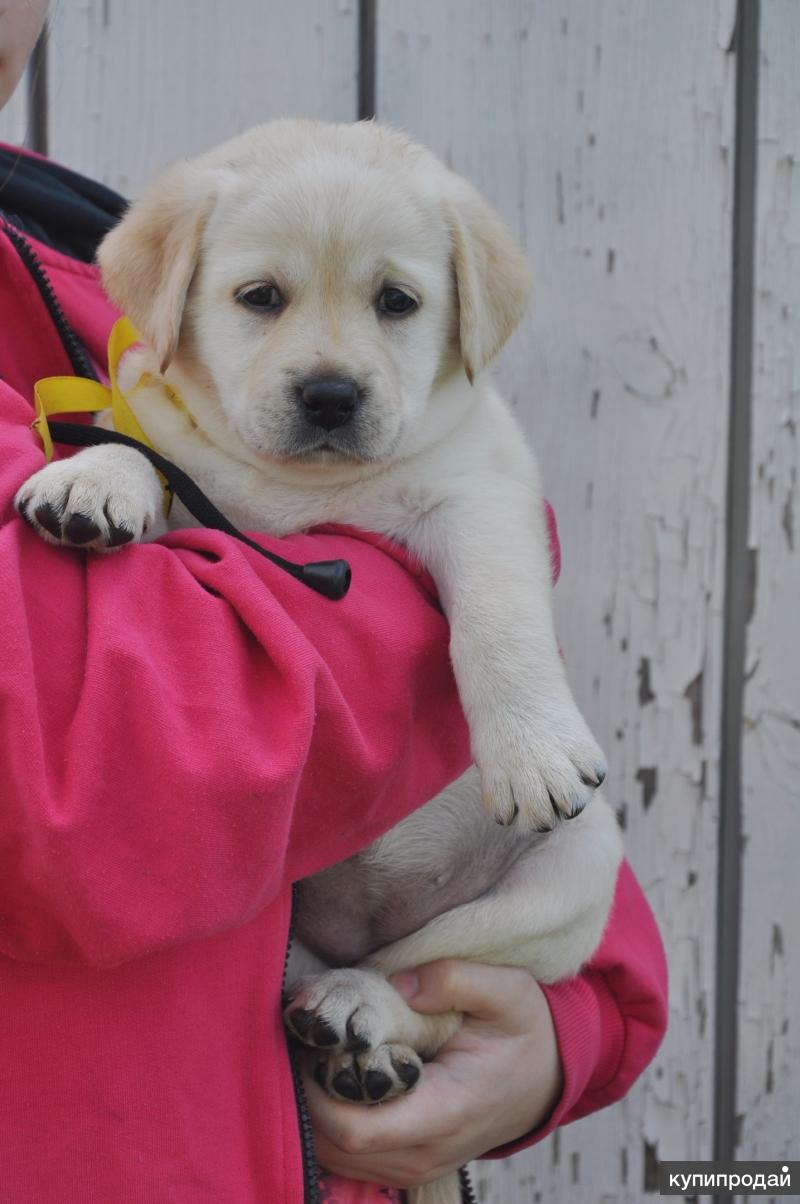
<box><xmin>0</xmin><ymin>4</ymin><xmax>667</xmax><ymax>1202</ymax></box>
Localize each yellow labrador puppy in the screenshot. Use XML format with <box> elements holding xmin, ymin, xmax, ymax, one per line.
<box><xmin>17</xmin><ymin>121</ymin><xmax>622</xmax><ymax>1204</ymax></box>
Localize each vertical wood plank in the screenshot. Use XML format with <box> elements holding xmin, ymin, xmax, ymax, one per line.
<box><xmin>45</xmin><ymin>0</ymin><xmax>357</xmax><ymax>195</ymax></box>
<box><xmin>377</xmin><ymin>2</ymin><xmax>736</xmax><ymax>1198</ymax></box>
<box><xmin>736</xmin><ymin>0</ymin><xmax>800</xmax><ymax>1166</ymax></box>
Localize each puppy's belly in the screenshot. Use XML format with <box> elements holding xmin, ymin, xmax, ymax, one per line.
<box><xmin>294</xmin><ymin>770</ymin><xmax>541</xmax><ymax>965</ymax></box>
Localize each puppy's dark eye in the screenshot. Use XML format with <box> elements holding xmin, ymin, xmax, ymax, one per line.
<box><xmin>378</xmin><ymin>287</ymin><xmax>418</xmax><ymax>317</ymax></box>
<box><xmin>237</xmin><ymin>284</ymin><xmax>283</xmax><ymax>311</ymax></box>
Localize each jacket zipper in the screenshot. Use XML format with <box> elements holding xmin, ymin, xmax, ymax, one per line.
<box><xmin>458</xmin><ymin>1165</ymin><xmax>477</xmax><ymax>1203</ymax></box>
<box><xmin>1</xmin><ymin>218</ymin><xmax>98</xmax><ymax>380</ymax></box>
<box><xmin>283</xmin><ymin>886</ymin><xmax>477</xmax><ymax>1204</ymax></box>
<box><xmin>283</xmin><ymin>883</ymin><xmax>321</xmax><ymax>1204</ymax></box>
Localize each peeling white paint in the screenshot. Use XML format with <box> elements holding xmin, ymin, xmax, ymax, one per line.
<box><xmin>737</xmin><ymin>0</ymin><xmax>800</xmax><ymax>1168</ymax></box>
<box><xmin>45</xmin><ymin>0</ymin><xmax>357</xmax><ymax>195</ymax></box>
<box><xmin>377</xmin><ymin>1</ymin><xmax>733</xmax><ymax>1198</ymax></box>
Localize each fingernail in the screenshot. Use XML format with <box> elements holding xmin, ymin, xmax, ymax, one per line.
<box><xmin>390</xmin><ymin>971</ymin><xmax>419</xmax><ymax>1000</ymax></box>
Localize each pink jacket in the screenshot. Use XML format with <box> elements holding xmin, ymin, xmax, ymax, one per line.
<box><xmin>0</xmin><ymin>189</ymin><xmax>667</xmax><ymax>1201</ymax></box>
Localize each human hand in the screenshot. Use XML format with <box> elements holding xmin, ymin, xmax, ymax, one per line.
<box><xmin>302</xmin><ymin>959</ymin><xmax>563</xmax><ymax>1190</ymax></box>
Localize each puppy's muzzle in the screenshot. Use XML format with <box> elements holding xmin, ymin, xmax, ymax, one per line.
<box><xmin>298</xmin><ymin>376</ymin><xmax>360</xmax><ymax>432</ymax></box>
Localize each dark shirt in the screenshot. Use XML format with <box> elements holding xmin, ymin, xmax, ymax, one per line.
<box><xmin>0</xmin><ymin>144</ymin><xmax>126</xmax><ymax>260</ymax></box>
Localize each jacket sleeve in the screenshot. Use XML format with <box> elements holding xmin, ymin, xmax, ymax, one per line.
<box><xmin>0</xmin><ymin>379</ymin><xmax>471</xmax><ymax>967</ymax></box>
<box><xmin>486</xmin><ymin>859</ymin><xmax>668</xmax><ymax>1156</ymax></box>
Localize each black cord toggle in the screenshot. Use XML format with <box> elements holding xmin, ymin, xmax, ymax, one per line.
<box><xmin>46</xmin><ymin>421</ymin><xmax>352</xmax><ymax>600</ymax></box>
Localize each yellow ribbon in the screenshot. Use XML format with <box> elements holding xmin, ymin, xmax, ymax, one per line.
<box><xmin>32</xmin><ymin>316</ymin><xmax>179</xmax><ymax>514</ymax></box>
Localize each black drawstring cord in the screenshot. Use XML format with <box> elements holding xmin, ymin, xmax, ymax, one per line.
<box><xmin>47</xmin><ymin>421</ymin><xmax>352</xmax><ymax>601</ymax></box>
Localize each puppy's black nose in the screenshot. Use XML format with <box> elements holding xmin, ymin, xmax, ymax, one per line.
<box><xmin>300</xmin><ymin>376</ymin><xmax>359</xmax><ymax>431</ymax></box>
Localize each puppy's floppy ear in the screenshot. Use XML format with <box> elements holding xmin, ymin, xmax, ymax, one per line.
<box><xmin>97</xmin><ymin>162</ymin><xmax>215</xmax><ymax>373</ymax></box>
<box><xmin>445</xmin><ymin>187</ymin><xmax>531</xmax><ymax>383</ymax></box>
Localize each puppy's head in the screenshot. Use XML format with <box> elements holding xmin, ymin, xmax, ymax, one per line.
<box><xmin>99</xmin><ymin>120</ymin><xmax>530</xmax><ymax>467</ymax></box>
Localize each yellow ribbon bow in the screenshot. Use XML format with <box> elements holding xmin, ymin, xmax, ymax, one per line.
<box><xmin>32</xmin><ymin>316</ymin><xmax>176</xmax><ymax>513</ymax></box>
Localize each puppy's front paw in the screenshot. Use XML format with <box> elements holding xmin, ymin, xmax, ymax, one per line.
<box><xmin>477</xmin><ymin>703</ymin><xmax>607</xmax><ymax>832</ymax></box>
<box><xmin>311</xmin><ymin>1043</ymin><xmax>422</xmax><ymax>1103</ymax></box>
<box><xmin>15</xmin><ymin>446</ymin><xmax>162</xmax><ymax>551</ymax></box>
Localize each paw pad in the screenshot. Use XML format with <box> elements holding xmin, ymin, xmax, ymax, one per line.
<box><xmin>310</xmin><ymin>1044</ymin><xmax>423</xmax><ymax>1104</ymax></box>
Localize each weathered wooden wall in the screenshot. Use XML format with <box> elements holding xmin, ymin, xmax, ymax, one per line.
<box><xmin>376</xmin><ymin>2</ymin><xmax>736</xmax><ymax>1198</ymax></box>
<box><xmin>45</xmin><ymin>0</ymin><xmax>358</xmax><ymax>194</ymax></box>
<box><xmin>737</xmin><ymin>0</ymin><xmax>800</xmax><ymax>1169</ymax></box>
<box><xmin>2</xmin><ymin>1</ymin><xmax>796</xmax><ymax>1198</ymax></box>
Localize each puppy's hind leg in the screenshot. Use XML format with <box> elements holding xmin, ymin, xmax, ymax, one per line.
<box><xmin>374</xmin><ymin>803</ymin><xmax>622</xmax><ymax>1204</ymax></box>
<box><xmin>286</xmin><ymin>798</ymin><xmax>622</xmax><ymax>1101</ymax></box>
<box><xmin>365</xmin><ymin>796</ymin><xmax>622</xmax><ymax>986</ymax></box>
<box><xmin>408</xmin><ymin>1176</ymin><xmax>463</xmax><ymax>1204</ymax></box>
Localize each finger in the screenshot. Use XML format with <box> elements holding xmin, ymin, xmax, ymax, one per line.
<box><xmin>313</xmin><ymin>1129</ymin><xmax>436</xmax><ymax>1188</ymax></box>
<box><xmin>390</xmin><ymin>958</ymin><xmax>534</xmax><ymax>1024</ymax></box>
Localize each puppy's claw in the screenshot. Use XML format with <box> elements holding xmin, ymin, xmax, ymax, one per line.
<box><xmin>364</xmin><ymin>1069</ymin><xmax>393</xmax><ymax>1101</ymax></box>
<box><xmin>563</xmin><ymin>795</ymin><xmax>588</xmax><ymax>821</ymax></box>
<box><xmin>287</xmin><ymin>1006</ymin><xmax>341</xmax><ymax>1048</ymax></box>
<box><xmin>331</xmin><ymin>1067</ymin><xmax>362</xmax><ymax>1101</ymax></box>
<box><xmin>104</xmin><ymin>505</ymin><xmax>135</xmax><ymax>547</ymax></box>
<box><xmin>311</xmin><ymin>1018</ymin><xmax>340</xmax><ymax>1047</ymax></box>
<box><xmin>288</xmin><ymin>1007</ymin><xmax>314</xmax><ymax>1041</ymax></box>
<box><xmin>64</xmin><ymin>512</ymin><xmax>101</xmax><ymax>545</ymax></box>
<box><xmin>580</xmin><ymin>768</ymin><xmax>607</xmax><ymax>789</ymax></box>
<box><xmin>547</xmin><ymin>791</ymin><xmax>561</xmax><ymax>819</ymax></box>
<box><xmin>345</xmin><ymin>1016</ymin><xmax>371</xmax><ymax>1052</ymax></box>
<box><xmin>482</xmin><ymin>777</ymin><xmax>522</xmax><ymax>828</ymax></box>
<box><xmin>34</xmin><ymin>502</ymin><xmax>63</xmax><ymax>539</ymax></box>
<box><xmin>313</xmin><ymin>1059</ymin><xmax>328</xmax><ymax>1089</ymax></box>
<box><xmin>393</xmin><ymin>1056</ymin><xmax>421</xmax><ymax>1090</ymax></box>
<box><xmin>493</xmin><ymin>795</ymin><xmax>519</xmax><ymax>827</ymax></box>
<box><xmin>313</xmin><ymin>1043</ymin><xmax>423</xmax><ymax>1104</ymax></box>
